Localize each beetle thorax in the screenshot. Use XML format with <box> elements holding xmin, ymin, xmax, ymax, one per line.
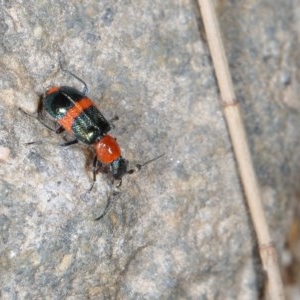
<box><xmin>94</xmin><ymin>135</ymin><xmax>121</xmax><ymax>164</ymax></box>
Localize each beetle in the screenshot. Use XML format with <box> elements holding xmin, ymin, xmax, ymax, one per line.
<box><xmin>22</xmin><ymin>63</ymin><xmax>164</xmax><ymax>219</ymax></box>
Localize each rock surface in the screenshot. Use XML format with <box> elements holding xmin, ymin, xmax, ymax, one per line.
<box><xmin>0</xmin><ymin>0</ymin><xmax>299</xmax><ymax>299</ymax></box>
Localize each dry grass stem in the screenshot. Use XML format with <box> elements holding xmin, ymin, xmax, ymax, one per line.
<box><xmin>197</xmin><ymin>0</ymin><xmax>285</xmax><ymax>299</ymax></box>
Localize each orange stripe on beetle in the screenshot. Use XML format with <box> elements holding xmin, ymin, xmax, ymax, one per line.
<box><xmin>58</xmin><ymin>97</ymin><xmax>94</xmax><ymax>132</ymax></box>
<box><xmin>46</xmin><ymin>86</ymin><xmax>60</xmax><ymax>95</ymax></box>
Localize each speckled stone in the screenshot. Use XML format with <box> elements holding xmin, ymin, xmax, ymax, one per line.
<box><xmin>0</xmin><ymin>0</ymin><xmax>299</xmax><ymax>299</ymax></box>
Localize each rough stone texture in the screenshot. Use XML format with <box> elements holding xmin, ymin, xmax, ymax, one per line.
<box><xmin>0</xmin><ymin>0</ymin><xmax>299</xmax><ymax>299</ymax></box>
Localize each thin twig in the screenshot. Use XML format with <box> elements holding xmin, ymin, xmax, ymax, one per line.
<box><xmin>197</xmin><ymin>1</ymin><xmax>285</xmax><ymax>299</ymax></box>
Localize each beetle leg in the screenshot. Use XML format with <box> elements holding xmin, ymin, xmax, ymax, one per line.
<box><xmin>59</xmin><ymin>139</ymin><xmax>78</xmax><ymax>147</ymax></box>
<box><xmin>88</xmin><ymin>155</ymin><xmax>99</xmax><ymax>193</ymax></box>
<box><xmin>108</xmin><ymin>115</ymin><xmax>119</xmax><ymax>129</ymax></box>
<box><xmin>55</xmin><ymin>126</ymin><xmax>65</xmax><ymax>134</ymax></box>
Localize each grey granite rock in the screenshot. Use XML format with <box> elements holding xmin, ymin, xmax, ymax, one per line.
<box><xmin>0</xmin><ymin>0</ymin><xmax>299</xmax><ymax>299</ymax></box>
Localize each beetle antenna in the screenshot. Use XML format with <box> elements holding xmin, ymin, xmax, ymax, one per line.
<box><xmin>94</xmin><ymin>154</ymin><xmax>164</xmax><ymax>220</ymax></box>
<box><xmin>94</xmin><ymin>190</ymin><xmax>119</xmax><ymax>221</ymax></box>
<box><xmin>94</xmin><ymin>196</ymin><xmax>112</xmax><ymax>221</ymax></box>
<box><xmin>127</xmin><ymin>153</ymin><xmax>165</xmax><ymax>174</ymax></box>
<box><xmin>58</xmin><ymin>60</ymin><xmax>88</xmax><ymax>95</ymax></box>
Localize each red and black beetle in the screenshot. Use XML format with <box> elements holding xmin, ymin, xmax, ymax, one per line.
<box><xmin>22</xmin><ymin>63</ymin><xmax>163</xmax><ymax>219</ymax></box>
